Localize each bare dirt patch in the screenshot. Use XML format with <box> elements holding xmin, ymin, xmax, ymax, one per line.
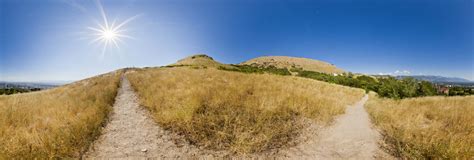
<box><xmin>278</xmin><ymin>95</ymin><xmax>392</xmax><ymax>159</ymax></box>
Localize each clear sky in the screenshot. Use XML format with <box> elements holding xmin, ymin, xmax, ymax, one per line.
<box><xmin>1</xmin><ymin>0</ymin><xmax>473</xmax><ymax>82</ymax></box>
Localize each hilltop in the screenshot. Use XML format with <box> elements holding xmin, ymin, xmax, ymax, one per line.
<box><xmin>241</xmin><ymin>56</ymin><xmax>345</xmax><ymax>74</ymax></box>
<box><xmin>169</xmin><ymin>54</ymin><xmax>345</xmax><ymax>75</ymax></box>
<box><xmin>169</xmin><ymin>54</ymin><xmax>228</xmax><ymax>68</ymax></box>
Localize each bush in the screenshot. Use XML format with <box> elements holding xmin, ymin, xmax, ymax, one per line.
<box><xmin>417</xmin><ymin>81</ymin><xmax>437</xmax><ymax>96</ymax></box>
<box><xmin>449</xmin><ymin>87</ymin><xmax>474</xmax><ymax>96</ymax></box>
<box><xmin>219</xmin><ymin>65</ymin><xmax>291</xmax><ymax>76</ymax></box>
<box><xmin>0</xmin><ymin>88</ymin><xmax>39</xmax><ymax>95</ymax></box>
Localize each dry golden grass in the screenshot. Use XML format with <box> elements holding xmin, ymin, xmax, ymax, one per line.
<box><xmin>127</xmin><ymin>67</ymin><xmax>364</xmax><ymax>153</ymax></box>
<box><xmin>242</xmin><ymin>56</ymin><xmax>345</xmax><ymax>74</ymax></box>
<box><xmin>0</xmin><ymin>71</ymin><xmax>122</xmax><ymax>159</ymax></box>
<box><xmin>170</xmin><ymin>54</ymin><xmax>230</xmax><ymax>68</ymax></box>
<box><xmin>366</xmin><ymin>93</ymin><xmax>474</xmax><ymax>159</ymax></box>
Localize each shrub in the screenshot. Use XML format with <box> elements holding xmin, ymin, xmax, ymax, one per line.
<box><xmin>219</xmin><ymin>65</ymin><xmax>291</xmax><ymax>76</ymax></box>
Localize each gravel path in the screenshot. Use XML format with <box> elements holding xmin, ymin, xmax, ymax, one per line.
<box><xmin>83</xmin><ymin>77</ymin><xmax>198</xmax><ymax>159</ymax></box>
<box><xmin>279</xmin><ymin>95</ymin><xmax>390</xmax><ymax>159</ymax></box>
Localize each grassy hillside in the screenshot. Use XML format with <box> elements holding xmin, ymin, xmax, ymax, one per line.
<box><xmin>0</xmin><ymin>71</ymin><xmax>122</xmax><ymax>158</ymax></box>
<box><xmin>127</xmin><ymin>67</ymin><xmax>364</xmax><ymax>153</ymax></box>
<box><xmin>242</xmin><ymin>56</ymin><xmax>345</xmax><ymax>74</ymax></box>
<box><xmin>365</xmin><ymin>94</ymin><xmax>473</xmax><ymax>159</ymax></box>
<box><xmin>169</xmin><ymin>54</ymin><xmax>229</xmax><ymax>68</ymax></box>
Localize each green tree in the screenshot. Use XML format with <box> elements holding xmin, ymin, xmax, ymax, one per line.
<box><xmin>400</xmin><ymin>77</ymin><xmax>418</xmax><ymax>98</ymax></box>
<box><xmin>356</xmin><ymin>75</ymin><xmax>379</xmax><ymax>92</ymax></box>
<box><xmin>377</xmin><ymin>77</ymin><xmax>403</xmax><ymax>99</ymax></box>
<box><xmin>417</xmin><ymin>81</ymin><xmax>436</xmax><ymax>96</ymax></box>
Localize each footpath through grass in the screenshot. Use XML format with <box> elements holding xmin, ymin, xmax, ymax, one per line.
<box><xmin>219</xmin><ymin>64</ymin><xmax>474</xmax><ymax>159</ymax></box>
<box><xmin>127</xmin><ymin>67</ymin><xmax>364</xmax><ymax>153</ymax></box>
<box><xmin>0</xmin><ymin>71</ymin><xmax>122</xmax><ymax>159</ymax></box>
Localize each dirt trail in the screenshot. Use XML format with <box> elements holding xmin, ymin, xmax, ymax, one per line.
<box><xmin>84</xmin><ymin>79</ymin><xmax>388</xmax><ymax>159</ymax></box>
<box><xmin>83</xmin><ymin>77</ymin><xmax>198</xmax><ymax>159</ymax></box>
<box><xmin>279</xmin><ymin>95</ymin><xmax>389</xmax><ymax>159</ymax></box>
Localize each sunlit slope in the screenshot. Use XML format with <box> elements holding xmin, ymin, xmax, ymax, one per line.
<box><xmin>366</xmin><ymin>94</ymin><xmax>474</xmax><ymax>159</ymax></box>
<box><xmin>127</xmin><ymin>67</ymin><xmax>364</xmax><ymax>153</ymax></box>
<box><xmin>0</xmin><ymin>71</ymin><xmax>122</xmax><ymax>158</ymax></box>
<box><xmin>242</xmin><ymin>56</ymin><xmax>345</xmax><ymax>74</ymax></box>
<box><xmin>169</xmin><ymin>54</ymin><xmax>230</xmax><ymax>68</ymax></box>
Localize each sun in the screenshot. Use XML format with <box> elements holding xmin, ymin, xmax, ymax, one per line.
<box><xmin>102</xmin><ymin>30</ymin><xmax>117</xmax><ymax>40</ymax></box>
<box><xmin>87</xmin><ymin>1</ymin><xmax>139</xmax><ymax>58</ymax></box>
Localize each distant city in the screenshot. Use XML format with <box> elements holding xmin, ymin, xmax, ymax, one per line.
<box><xmin>0</xmin><ymin>82</ymin><xmax>60</xmax><ymax>89</ymax></box>
<box><xmin>372</xmin><ymin>75</ymin><xmax>474</xmax><ymax>87</ymax></box>
<box><xmin>0</xmin><ymin>81</ymin><xmax>65</xmax><ymax>95</ymax></box>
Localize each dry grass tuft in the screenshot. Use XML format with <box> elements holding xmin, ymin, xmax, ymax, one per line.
<box><xmin>127</xmin><ymin>67</ymin><xmax>364</xmax><ymax>153</ymax></box>
<box><xmin>366</xmin><ymin>94</ymin><xmax>474</xmax><ymax>159</ymax></box>
<box><xmin>242</xmin><ymin>56</ymin><xmax>345</xmax><ymax>74</ymax></box>
<box><xmin>0</xmin><ymin>71</ymin><xmax>122</xmax><ymax>159</ymax></box>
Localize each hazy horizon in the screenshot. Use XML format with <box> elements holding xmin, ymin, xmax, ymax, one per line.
<box><xmin>1</xmin><ymin>0</ymin><xmax>473</xmax><ymax>82</ymax></box>
<box><xmin>1</xmin><ymin>54</ymin><xmax>473</xmax><ymax>83</ymax></box>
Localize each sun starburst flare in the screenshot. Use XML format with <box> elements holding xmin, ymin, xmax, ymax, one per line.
<box><xmin>87</xmin><ymin>0</ymin><xmax>139</xmax><ymax>59</ymax></box>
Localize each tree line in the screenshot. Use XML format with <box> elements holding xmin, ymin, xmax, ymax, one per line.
<box><xmin>292</xmin><ymin>69</ymin><xmax>437</xmax><ymax>99</ymax></box>
<box><xmin>0</xmin><ymin>88</ymin><xmax>41</xmax><ymax>95</ymax></box>
<box><xmin>219</xmin><ymin>65</ymin><xmax>470</xmax><ymax>99</ymax></box>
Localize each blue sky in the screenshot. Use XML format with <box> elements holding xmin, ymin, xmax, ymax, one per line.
<box><xmin>1</xmin><ymin>0</ymin><xmax>473</xmax><ymax>82</ymax></box>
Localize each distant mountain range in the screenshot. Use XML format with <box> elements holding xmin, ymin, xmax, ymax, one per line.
<box><xmin>395</xmin><ymin>75</ymin><xmax>473</xmax><ymax>83</ymax></box>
